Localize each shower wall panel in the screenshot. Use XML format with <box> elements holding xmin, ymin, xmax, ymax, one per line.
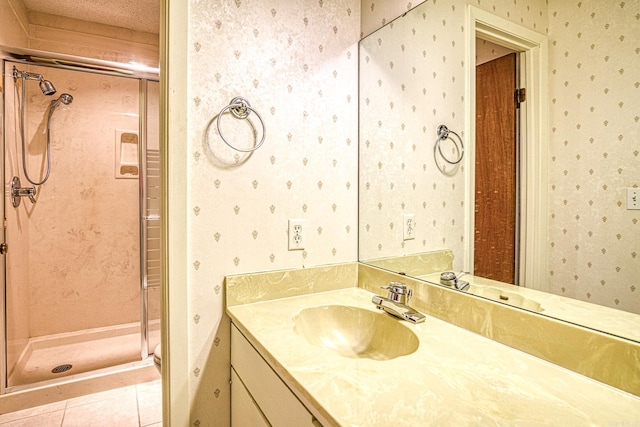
<box><xmin>14</xmin><ymin>66</ymin><xmax>141</xmax><ymax>337</ymax></box>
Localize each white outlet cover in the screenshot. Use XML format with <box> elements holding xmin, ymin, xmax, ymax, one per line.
<box><xmin>627</xmin><ymin>188</ymin><xmax>639</xmax><ymax>210</ymax></box>
<box><xmin>403</xmin><ymin>213</ymin><xmax>415</xmax><ymax>240</ymax></box>
<box><xmin>288</xmin><ymin>218</ymin><xmax>305</xmax><ymax>250</ymax></box>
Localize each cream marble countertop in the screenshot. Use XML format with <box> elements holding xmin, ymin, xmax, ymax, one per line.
<box><xmin>227</xmin><ymin>287</ymin><xmax>640</xmax><ymax>427</ymax></box>
<box><xmin>418</xmin><ymin>272</ymin><xmax>640</xmax><ymax>343</ymax></box>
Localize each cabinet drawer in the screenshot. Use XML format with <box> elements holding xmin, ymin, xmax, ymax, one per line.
<box><xmin>231</xmin><ymin>368</ymin><xmax>270</xmax><ymax>427</ymax></box>
<box><xmin>231</xmin><ymin>324</ymin><xmax>318</xmax><ymax>427</ymax></box>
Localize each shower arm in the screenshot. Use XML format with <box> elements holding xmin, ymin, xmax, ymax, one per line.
<box><xmin>13</xmin><ymin>67</ymin><xmax>44</xmax><ymax>83</ymax></box>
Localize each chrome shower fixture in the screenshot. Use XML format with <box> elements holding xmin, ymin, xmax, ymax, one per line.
<box><xmin>13</xmin><ymin>67</ymin><xmax>73</xmax><ymax>187</ymax></box>
<box><xmin>47</xmin><ymin>93</ymin><xmax>74</xmax><ymax>125</ymax></box>
<box><xmin>39</xmin><ymin>79</ymin><xmax>56</xmax><ymax>96</ymax></box>
<box><xmin>12</xmin><ymin>66</ymin><xmax>57</xmax><ymax>96</ymax></box>
<box><xmin>50</xmin><ymin>93</ymin><xmax>74</xmax><ymax>110</ymax></box>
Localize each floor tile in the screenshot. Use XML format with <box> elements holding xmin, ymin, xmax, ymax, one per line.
<box><xmin>62</xmin><ymin>395</ymin><xmax>139</xmax><ymax>427</ymax></box>
<box><xmin>0</xmin><ymin>409</ymin><xmax>64</xmax><ymax>427</ymax></box>
<box><xmin>137</xmin><ymin>380</ymin><xmax>162</xmax><ymax>426</ymax></box>
<box><xmin>1</xmin><ymin>379</ymin><xmax>161</xmax><ymax>427</ymax></box>
<box><xmin>65</xmin><ymin>384</ymin><xmax>137</xmax><ymax>409</ymax></box>
<box><xmin>0</xmin><ymin>401</ymin><xmax>66</xmax><ymax>424</ymax></box>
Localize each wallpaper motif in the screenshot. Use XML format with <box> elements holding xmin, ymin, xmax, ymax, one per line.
<box><xmin>362</xmin><ymin>0</ymin><xmax>548</xmax><ymax>40</ymax></box>
<box><xmin>187</xmin><ymin>1</ymin><xmax>360</xmax><ymax>425</ymax></box>
<box><xmin>182</xmin><ymin>1</ymin><xmax>637</xmax><ymax>425</ymax></box>
<box><xmin>359</xmin><ymin>1</ymin><xmax>467</xmax><ymax>267</ymax></box>
<box><xmin>359</xmin><ymin>0</ymin><xmax>547</xmax><ymax>271</ymax></box>
<box><xmin>547</xmin><ymin>0</ymin><xmax>639</xmax><ymax>314</ymax></box>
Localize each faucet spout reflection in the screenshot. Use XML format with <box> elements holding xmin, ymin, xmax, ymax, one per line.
<box><xmin>372</xmin><ymin>282</ymin><xmax>425</xmax><ymax>323</ymax></box>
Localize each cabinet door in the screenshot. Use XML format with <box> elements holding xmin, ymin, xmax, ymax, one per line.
<box><xmin>231</xmin><ymin>325</ymin><xmax>319</xmax><ymax>427</ymax></box>
<box><xmin>231</xmin><ymin>368</ymin><xmax>270</xmax><ymax>427</ymax></box>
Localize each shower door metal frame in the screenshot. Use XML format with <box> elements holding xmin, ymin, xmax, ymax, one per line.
<box><xmin>1</xmin><ymin>59</ymin><xmax>8</xmax><ymax>395</ymax></box>
<box><xmin>139</xmin><ymin>78</ymin><xmax>150</xmax><ymax>361</ymax></box>
<box><xmin>0</xmin><ymin>47</ymin><xmax>160</xmax><ymax>393</ymax></box>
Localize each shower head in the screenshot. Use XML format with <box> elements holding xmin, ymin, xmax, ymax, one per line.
<box><xmin>50</xmin><ymin>93</ymin><xmax>73</xmax><ymax>110</ymax></box>
<box><xmin>13</xmin><ymin>66</ymin><xmax>57</xmax><ymax>96</ymax></box>
<box><xmin>47</xmin><ymin>93</ymin><xmax>73</xmax><ymax>129</ymax></box>
<box><xmin>59</xmin><ymin>93</ymin><xmax>73</xmax><ymax>105</ymax></box>
<box><xmin>39</xmin><ymin>79</ymin><xmax>57</xmax><ymax>96</ymax></box>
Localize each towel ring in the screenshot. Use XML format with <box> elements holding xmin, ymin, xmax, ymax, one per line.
<box><xmin>435</xmin><ymin>124</ymin><xmax>464</xmax><ymax>165</ymax></box>
<box><xmin>217</xmin><ymin>97</ymin><xmax>266</xmax><ymax>153</ymax></box>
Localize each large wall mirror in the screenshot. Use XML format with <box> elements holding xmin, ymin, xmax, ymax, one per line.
<box><xmin>359</xmin><ymin>1</ymin><xmax>639</xmax><ymax>343</ymax></box>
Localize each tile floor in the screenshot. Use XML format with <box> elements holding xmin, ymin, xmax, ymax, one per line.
<box><xmin>0</xmin><ymin>379</ymin><xmax>162</xmax><ymax>426</ymax></box>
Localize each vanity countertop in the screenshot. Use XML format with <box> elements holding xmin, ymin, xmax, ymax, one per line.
<box><xmin>227</xmin><ymin>287</ymin><xmax>640</xmax><ymax>426</ymax></box>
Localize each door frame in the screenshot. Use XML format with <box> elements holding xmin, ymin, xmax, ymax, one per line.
<box><xmin>465</xmin><ymin>6</ymin><xmax>549</xmax><ymax>291</ymax></box>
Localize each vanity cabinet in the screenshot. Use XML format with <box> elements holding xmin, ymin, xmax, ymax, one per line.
<box><xmin>231</xmin><ymin>368</ymin><xmax>270</xmax><ymax>426</ymax></box>
<box><xmin>231</xmin><ymin>324</ymin><xmax>322</xmax><ymax>427</ymax></box>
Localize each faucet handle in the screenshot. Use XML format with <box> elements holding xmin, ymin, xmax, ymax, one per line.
<box><xmin>381</xmin><ymin>281</ymin><xmax>406</xmax><ymax>293</ymax></box>
<box><xmin>381</xmin><ymin>282</ymin><xmax>412</xmax><ymax>303</ymax></box>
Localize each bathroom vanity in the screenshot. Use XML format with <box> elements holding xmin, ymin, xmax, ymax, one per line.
<box><xmin>226</xmin><ymin>265</ymin><xmax>640</xmax><ymax>427</ymax></box>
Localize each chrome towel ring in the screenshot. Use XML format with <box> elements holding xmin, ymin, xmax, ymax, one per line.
<box><xmin>217</xmin><ymin>96</ymin><xmax>266</xmax><ymax>152</ymax></box>
<box><xmin>434</xmin><ymin>124</ymin><xmax>464</xmax><ymax>164</ymax></box>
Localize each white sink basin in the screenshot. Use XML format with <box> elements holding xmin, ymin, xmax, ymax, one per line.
<box><xmin>293</xmin><ymin>305</ymin><xmax>419</xmax><ymax>360</ymax></box>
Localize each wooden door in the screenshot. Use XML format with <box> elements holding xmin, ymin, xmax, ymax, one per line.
<box><xmin>474</xmin><ymin>53</ymin><xmax>518</xmax><ymax>284</ymax></box>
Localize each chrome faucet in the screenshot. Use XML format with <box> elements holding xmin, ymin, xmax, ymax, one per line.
<box><xmin>372</xmin><ymin>282</ymin><xmax>426</xmax><ymax>323</ymax></box>
<box><xmin>10</xmin><ymin>176</ymin><xmax>37</xmax><ymax>207</ymax></box>
<box><xmin>440</xmin><ymin>271</ymin><xmax>470</xmax><ymax>291</ymax></box>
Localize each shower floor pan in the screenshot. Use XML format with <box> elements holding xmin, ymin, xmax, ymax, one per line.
<box><xmin>9</xmin><ymin>321</ymin><xmax>160</xmax><ymax>387</ymax></box>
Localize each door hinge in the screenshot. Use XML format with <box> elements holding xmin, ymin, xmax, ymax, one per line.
<box><xmin>515</xmin><ymin>88</ymin><xmax>526</xmax><ymax>107</ymax></box>
<box><xmin>0</xmin><ymin>243</ymin><xmax>8</xmax><ymax>255</ymax></box>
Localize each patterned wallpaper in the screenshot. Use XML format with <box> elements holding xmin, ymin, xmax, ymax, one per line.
<box><xmin>547</xmin><ymin>1</ymin><xmax>639</xmax><ymax>314</ymax></box>
<box><xmin>360</xmin><ymin>0</ymin><xmax>638</xmax><ymax>315</ymax></box>
<box><xmin>359</xmin><ymin>0</ymin><xmax>467</xmax><ymax>266</ymax></box>
<box><xmin>362</xmin><ymin>0</ymin><xmax>548</xmax><ymax>38</ymax></box>
<box><xmin>360</xmin><ymin>0</ymin><xmax>416</xmax><ymax>38</ymax></box>
<box><xmin>180</xmin><ymin>0</ymin><xmax>637</xmax><ymax>424</ymax></box>
<box><xmin>476</xmin><ymin>39</ymin><xmax>515</xmax><ymax>65</ymax></box>
<box><xmin>359</xmin><ymin>0</ymin><xmax>547</xmax><ymax>270</ymax></box>
<box><xmin>187</xmin><ymin>1</ymin><xmax>359</xmax><ymax>424</ymax></box>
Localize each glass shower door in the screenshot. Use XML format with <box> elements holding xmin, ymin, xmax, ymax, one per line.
<box><xmin>3</xmin><ymin>62</ymin><xmax>145</xmax><ymax>388</ymax></box>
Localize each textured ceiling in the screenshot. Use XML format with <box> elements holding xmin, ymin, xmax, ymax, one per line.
<box><xmin>23</xmin><ymin>0</ymin><xmax>160</xmax><ymax>34</ymax></box>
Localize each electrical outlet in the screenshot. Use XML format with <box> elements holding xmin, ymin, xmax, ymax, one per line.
<box><xmin>288</xmin><ymin>219</ymin><xmax>305</xmax><ymax>250</ymax></box>
<box><xmin>628</xmin><ymin>188</ymin><xmax>639</xmax><ymax>210</ymax></box>
<box><xmin>403</xmin><ymin>213</ymin><xmax>415</xmax><ymax>240</ymax></box>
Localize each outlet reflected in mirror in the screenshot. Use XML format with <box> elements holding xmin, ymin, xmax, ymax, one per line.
<box><xmin>358</xmin><ymin>0</ymin><xmax>640</xmax><ymax>343</ymax></box>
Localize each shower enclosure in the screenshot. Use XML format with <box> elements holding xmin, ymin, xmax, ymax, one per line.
<box><xmin>0</xmin><ymin>49</ymin><xmax>160</xmax><ymax>392</ymax></box>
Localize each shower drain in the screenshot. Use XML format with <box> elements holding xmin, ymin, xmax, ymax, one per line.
<box><xmin>51</xmin><ymin>364</ymin><xmax>73</xmax><ymax>374</ymax></box>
